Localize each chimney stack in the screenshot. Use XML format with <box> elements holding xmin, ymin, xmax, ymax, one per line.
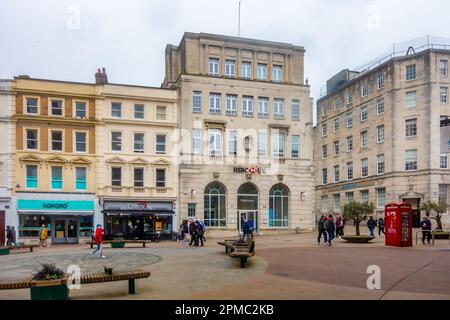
<box><xmin>95</xmin><ymin>68</ymin><xmax>108</xmax><ymax>84</ymax></box>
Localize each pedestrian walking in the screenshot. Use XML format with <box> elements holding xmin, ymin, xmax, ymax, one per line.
<box><xmin>378</xmin><ymin>218</ymin><xmax>385</xmax><ymax>237</ymax></box>
<box><xmin>335</xmin><ymin>215</ymin><xmax>345</xmax><ymax>238</ymax></box>
<box><xmin>188</xmin><ymin>219</ymin><xmax>198</xmax><ymax>247</ymax></box>
<box><xmin>242</xmin><ymin>218</ymin><xmax>251</xmax><ymax>241</ymax></box>
<box><xmin>11</xmin><ymin>226</ymin><xmax>16</xmax><ymax>245</ymax></box>
<box><xmin>367</xmin><ymin>216</ymin><xmax>377</xmax><ymax>237</ymax></box>
<box><xmin>324</xmin><ymin>215</ymin><xmax>335</xmax><ymax>246</ymax></box>
<box><xmin>38</xmin><ymin>224</ymin><xmax>48</xmax><ymax>247</ymax></box>
<box><xmin>420</xmin><ymin>216</ymin><xmax>432</xmax><ymax>245</ymax></box>
<box><xmin>5</xmin><ymin>226</ymin><xmax>12</xmax><ymax>246</ymax></box>
<box><xmin>195</xmin><ymin>220</ymin><xmax>204</xmax><ymax>247</ymax></box>
<box><xmin>317</xmin><ymin>215</ymin><xmax>328</xmax><ymax>245</ymax></box>
<box><xmin>247</xmin><ymin>218</ymin><xmax>255</xmax><ymax>239</ymax></box>
<box><xmin>91</xmin><ymin>224</ymin><xmax>106</xmax><ymax>258</ymax></box>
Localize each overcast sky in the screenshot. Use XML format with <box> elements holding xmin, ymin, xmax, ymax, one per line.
<box><xmin>1</xmin><ymin>0</ymin><xmax>449</xmax><ymax>103</ymax></box>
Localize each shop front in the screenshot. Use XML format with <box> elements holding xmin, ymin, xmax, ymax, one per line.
<box><xmin>102</xmin><ymin>201</ymin><xmax>175</xmax><ymax>240</ymax></box>
<box><xmin>17</xmin><ymin>199</ymin><xmax>94</xmax><ymax>244</ymax></box>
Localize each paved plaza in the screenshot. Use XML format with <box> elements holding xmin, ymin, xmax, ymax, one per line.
<box><xmin>0</xmin><ymin>228</ymin><xmax>449</xmax><ymax>300</ymax></box>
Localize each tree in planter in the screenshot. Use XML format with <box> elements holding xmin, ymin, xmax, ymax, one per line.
<box><xmin>420</xmin><ymin>201</ymin><xmax>447</xmax><ymax>231</ymax></box>
<box><xmin>343</xmin><ymin>201</ymin><xmax>376</xmax><ymax>236</ymax></box>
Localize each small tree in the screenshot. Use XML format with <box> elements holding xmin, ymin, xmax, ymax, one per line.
<box><xmin>420</xmin><ymin>200</ymin><xmax>447</xmax><ymax>231</ymax></box>
<box><xmin>343</xmin><ymin>202</ymin><xmax>376</xmax><ymax>236</ymax></box>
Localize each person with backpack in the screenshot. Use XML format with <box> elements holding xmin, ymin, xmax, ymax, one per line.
<box><xmin>188</xmin><ymin>219</ymin><xmax>198</xmax><ymax>247</ymax></box>
<box><xmin>38</xmin><ymin>224</ymin><xmax>48</xmax><ymax>247</ymax></box>
<box><xmin>195</xmin><ymin>220</ymin><xmax>204</xmax><ymax>247</ymax></box>
<box><xmin>420</xmin><ymin>216</ymin><xmax>432</xmax><ymax>245</ymax></box>
<box><xmin>378</xmin><ymin>218</ymin><xmax>385</xmax><ymax>237</ymax></box>
<box><xmin>317</xmin><ymin>215</ymin><xmax>328</xmax><ymax>245</ymax></box>
<box><xmin>324</xmin><ymin>215</ymin><xmax>335</xmax><ymax>246</ymax></box>
<box><xmin>91</xmin><ymin>224</ymin><xmax>106</xmax><ymax>258</ymax></box>
<box><xmin>367</xmin><ymin>216</ymin><xmax>377</xmax><ymax>237</ymax></box>
<box><xmin>199</xmin><ymin>220</ymin><xmax>206</xmax><ymax>243</ymax></box>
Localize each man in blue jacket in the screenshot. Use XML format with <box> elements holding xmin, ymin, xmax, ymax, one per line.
<box><xmin>420</xmin><ymin>216</ymin><xmax>432</xmax><ymax>245</ymax></box>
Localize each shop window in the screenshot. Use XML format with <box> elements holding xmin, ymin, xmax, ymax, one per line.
<box><xmin>269</xmin><ymin>184</ymin><xmax>289</xmax><ymax>228</ymax></box>
<box><xmin>80</xmin><ymin>216</ymin><xmax>93</xmax><ymax>238</ymax></box>
<box><xmin>204</xmin><ymin>182</ymin><xmax>227</xmax><ymax>227</ymax></box>
<box><xmin>19</xmin><ymin>215</ymin><xmax>51</xmax><ymax>238</ymax></box>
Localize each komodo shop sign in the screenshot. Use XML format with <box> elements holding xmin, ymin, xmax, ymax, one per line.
<box><xmin>233</xmin><ymin>167</ymin><xmax>266</xmax><ymax>174</ymax></box>
<box><xmin>17</xmin><ymin>200</ymin><xmax>94</xmax><ymax>211</ymax></box>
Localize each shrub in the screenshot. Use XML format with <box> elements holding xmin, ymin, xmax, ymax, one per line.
<box><xmin>33</xmin><ymin>264</ymin><xmax>65</xmax><ymax>281</ymax></box>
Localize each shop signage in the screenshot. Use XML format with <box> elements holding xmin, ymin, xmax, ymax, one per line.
<box><xmin>233</xmin><ymin>167</ymin><xmax>266</xmax><ymax>174</ymax></box>
<box><xmin>103</xmin><ymin>201</ymin><xmax>173</xmax><ymax>212</ymax></box>
<box><xmin>18</xmin><ymin>200</ymin><xmax>94</xmax><ymax>211</ymax></box>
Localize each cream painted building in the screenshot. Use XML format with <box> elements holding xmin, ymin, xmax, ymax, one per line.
<box><xmin>314</xmin><ymin>44</ymin><xmax>450</xmax><ymax>229</ymax></box>
<box><xmin>163</xmin><ymin>33</ymin><xmax>315</xmax><ymax>237</ymax></box>
<box><xmin>95</xmin><ymin>81</ymin><xmax>179</xmax><ymax>240</ymax></box>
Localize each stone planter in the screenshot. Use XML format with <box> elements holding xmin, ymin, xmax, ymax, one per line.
<box><xmin>432</xmin><ymin>232</ymin><xmax>450</xmax><ymax>240</ymax></box>
<box><xmin>341</xmin><ymin>236</ymin><xmax>375</xmax><ymax>243</ymax></box>
<box><xmin>30</xmin><ymin>277</ymin><xmax>69</xmax><ymax>300</ymax></box>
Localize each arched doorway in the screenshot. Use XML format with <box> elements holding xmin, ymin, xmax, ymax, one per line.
<box><xmin>237</xmin><ymin>183</ymin><xmax>259</xmax><ymax>231</ymax></box>
<box><xmin>269</xmin><ymin>184</ymin><xmax>289</xmax><ymax>228</ymax></box>
<box><xmin>204</xmin><ymin>182</ymin><xmax>227</xmax><ymax>227</ymax></box>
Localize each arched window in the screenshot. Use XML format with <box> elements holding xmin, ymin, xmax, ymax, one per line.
<box><xmin>204</xmin><ymin>182</ymin><xmax>227</xmax><ymax>227</ymax></box>
<box><xmin>269</xmin><ymin>184</ymin><xmax>289</xmax><ymax>228</ymax></box>
<box><xmin>237</xmin><ymin>183</ymin><xmax>258</xmax><ymax>211</ymax></box>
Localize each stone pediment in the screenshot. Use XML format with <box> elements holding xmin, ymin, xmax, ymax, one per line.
<box><xmin>151</xmin><ymin>158</ymin><xmax>172</xmax><ymax>167</ymax></box>
<box><xmin>45</xmin><ymin>156</ymin><xmax>68</xmax><ymax>165</ymax></box>
<box><xmin>129</xmin><ymin>157</ymin><xmax>150</xmax><ymax>166</ymax></box>
<box><xmin>70</xmin><ymin>157</ymin><xmax>92</xmax><ymax>166</ymax></box>
<box><xmin>106</xmin><ymin>156</ymin><xmax>127</xmax><ymax>164</ymax></box>
<box><xmin>19</xmin><ymin>154</ymin><xmax>43</xmax><ymax>163</ymax></box>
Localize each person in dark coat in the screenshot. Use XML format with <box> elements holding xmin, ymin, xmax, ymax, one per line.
<box><xmin>242</xmin><ymin>219</ymin><xmax>251</xmax><ymax>241</ymax></box>
<box><xmin>195</xmin><ymin>220</ymin><xmax>204</xmax><ymax>247</ymax></box>
<box><xmin>367</xmin><ymin>216</ymin><xmax>377</xmax><ymax>237</ymax></box>
<box><xmin>378</xmin><ymin>218</ymin><xmax>385</xmax><ymax>237</ymax></box>
<box><xmin>420</xmin><ymin>216</ymin><xmax>432</xmax><ymax>245</ymax></box>
<box><xmin>5</xmin><ymin>226</ymin><xmax>12</xmax><ymax>246</ymax></box>
<box><xmin>11</xmin><ymin>226</ymin><xmax>16</xmax><ymax>245</ymax></box>
<box><xmin>188</xmin><ymin>219</ymin><xmax>199</xmax><ymax>247</ymax></box>
<box><xmin>317</xmin><ymin>215</ymin><xmax>328</xmax><ymax>245</ymax></box>
<box><xmin>335</xmin><ymin>215</ymin><xmax>345</xmax><ymax>238</ymax></box>
<box><xmin>324</xmin><ymin>215</ymin><xmax>336</xmax><ymax>246</ymax></box>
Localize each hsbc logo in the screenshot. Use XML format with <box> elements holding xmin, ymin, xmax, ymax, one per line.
<box><xmin>233</xmin><ymin>167</ymin><xmax>265</xmax><ymax>174</ymax></box>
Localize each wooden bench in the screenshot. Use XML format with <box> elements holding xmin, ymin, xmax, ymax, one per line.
<box><xmin>217</xmin><ymin>239</ymin><xmax>239</xmax><ymax>254</ymax></box>
<box><xmin>0</xmin><ymin>269</ymin><xmax>151</xmax><ymax>295</ymax></box>
<box><xmin>0</xmin><ymin>244</ymin><xmax>39</xmax><ymax>255</ymax></box>
<box><xmin>86</xmin><ymin>240</ymin><xmax>151</xmax><ymax>249</ymax></box>
<box><xmin>229</xmin><ymin>240</ymin><xmax>255</xmax><ymax>268</ymax></box>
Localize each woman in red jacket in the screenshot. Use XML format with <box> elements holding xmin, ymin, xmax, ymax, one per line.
<box><xmin>91</xmin><ymin>224</ymin><xmax>106</xmax><ymax>258</ymax></box>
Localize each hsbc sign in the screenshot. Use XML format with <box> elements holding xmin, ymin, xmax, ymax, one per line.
<box><xmin>233</xmin><ymin>167</ymin><xmax>266</xmax><ymax>174</ymax></box>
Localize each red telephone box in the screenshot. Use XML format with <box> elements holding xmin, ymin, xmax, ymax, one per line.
<box><xmin>385</xmin><ymin>202</ymin><xmax>413</xmax><ymax>247</ymax></box>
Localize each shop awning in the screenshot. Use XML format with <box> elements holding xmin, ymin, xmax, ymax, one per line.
<box><xmin>18</xmin><ymin>211</ymin><xmax>94</xmax><ymax>216</ymax></box>
<box><xmin>103</xmin><ymin>211</ymin><xmax>174</xmax><ymax>217</ymax></box>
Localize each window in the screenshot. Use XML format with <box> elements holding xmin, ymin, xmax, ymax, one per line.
<box><xmin>405</xmin><ymin>149</ymin><xmax>418</xmax><ymax>171</ymax></box>
<box><xmin>321</xmin><ymin>102</ymin><xmax>328</xmax><ymax>117</ymax></box>
<box><xmin>377</xmin><ymin>154</ymin><xmax>385</xmax><ymax>175</ymax></box>
<box><xmin>273</xmin><ymin>99</ymin><xmax>284</xmax><ymax>119</ymax></box>
<box><xmin>292</xmin><ymin>100</ymin><xmax>300</xmax><ymax>121</ymax></box>
<box><xmin>188</xmin><ymin>203</ymin><xmax>196</xmax><ymax>217</ymax></box>
<box><xmin>257</xmin><ymin>64</ymin><xmax>267</xmax><ymax>80</ymax></box>
<box><xmin>440</xmin><ymin>154</ymin><xmax>449</xmax><ymax>169</ymax></box>
<box><xmin>75</xmin><ymin>167</ymin><xmax>86</xmax><ymax>191</ymax></box>
<box><xmin>406</xmin><ymin>64</ymin><xmax>416</xmax><ymax>81</ymax></box>
<box><xmin>346</xmin><ymin>112</ymin><xmax>353</xmax><ymax>128</ymax></box>
<box><xmin>347</xmin><ymin>162</ymin><xmax>354</xmax><ymax>180</ymax></box>
<box><xmin>51</xmin><ymin>100</ymin><xmax>63</xmax><ymax>116</ymax></box>
<box><xmin>269</xmin><ymin>184</ymin><xmax>289</xmax><ymax>228</ymax></box>
<box><xmin>75</xmin><ymin>102</ymin><xmax>87</xmax><ymax>118</ymax></box>
<box><xmin>376</xmin><ymin>188</ymin><xmax>386</xmax><ymax>208</ymax></box>
<box><xmin>134</xmin><ymin>168</ymin><xmax>144</xmax><ymax>187</ymax></box>
<box><xmin>51</xmin><ymin>167</ymin><xmax>63</xmax><ymax>190</ymax></box>
<box><xmin>405</xmin><ymin>119</ymin><xmax>417</xmax><ymax>137</ymax></box>
<box><xmin>258</xmin><ymin>97</ymin><xmax>269</xmax><ymax>118</ymax></box>
<box><xmin>156</xmin><ymin>106</ymin><xmax>167</xmax><ymax>120</ymax></box>
<box><xmin>111</xmin><ymin>103</ymin><xmax>122</xmax><ymax>118</ymax></box>
<box><xmin>322</xmin><ymin>123</ymin><xmax>328</xmax><ymax>137</ymax></box>
<box><xmin>406</xmin><ymin>91</ymin><xmax>417</xmax><ymax>108</ymax></box>
<box><xmin>347</xmin><ymin>90</ymin><xmax>353</xmax><ymax>105</ymax></box>
<box><xmin>321</xmin><ymin>196</ymin><xmax>329</xmax><ymax>213</ymax></box>
<box><xmin>192</xmin><ymin>129</ymin><xmax>202</xmax><ymax>155</ymax></box>
<box><xmin>204</xmin><ymin>182</ymin><xmax>227</xmax><ymax>227</ymax></box>
<box><xmin>156</xmin><ymin>169</ymin><xmax>166</xmax><ymax>188</ymax></box>
<box><xmin>258</xmin><ymin>131</ymin><xmax>267</xmax><ymax>157</ymax></box>
<box><xmin>322</xmin><ymin>168</ymin><xmax>328</xmax><ymax>185</ymax></box>
<box><xmin>439</xmin><ymin>185</ymin><xmax>448</xmax><ymax>205</ymax></box>
<box><xmin>26</xmin><ymin>129</ymin><xmax>38</xmax><ymax>150</ymax></box>
<box><xmin>360</xmin><ymin>105</ymin><xmax>368</xmax><ymax>122</ymax></box>
<box><xmin>361</xmin><ymin>158</ymin><xmax>369</xmax><ymax>178</ymax></box>
<box><xmin>291</xmin><ymin>135</ymin><xmax>300</xmax><ymax>158</ymax></box>
<box><xmin>193</xmin><ymin>91</ymin><xmax>202</xmax><ymax>113</ymax></box>
<box><xmin>228</xmin><ymin>130</ymin><xmax>237</xmax><ymax>156</ymax></box>
<box><xmin>272</xmin><ymin>65</ymin><xmax>282</xmax><ymax>82</ymax></box>
<box><xmin>111</xmin><ymin>167</ymin><xmax>122</xmax><ymax>186</ymax></box>
<box><xmin>75</xmin><ymin>132</ymin><xmax>87</xmax><ymax>153</ymax></box>
<box><xmin>209</xmin><ymin>58</ymin><xmax>220</xmax><ymax>76</ymax></box>
<box><xmin>134</xmin><ymin>104</ymin><xmax>145</xmax><ymax>119</ymax></box>
<box><xmin>226</xmin><ymin>95</ymin><xmax>238</xmax><ymax>115</ymax></box>
<box><xmin>347</xmin><ymin>136</ymin><xmax>353</xmax><ymax>152</ymax></box>
<box><xmin>333</xmin><ymin>194</ymin><xmax>341</xmax><ymax>212</ymax></box>
<box><xmin>361</xmin><ymin>83</ymin><xmax>369</xmax><ymax>97</ymax></box>
<box><xmin>51</xmin><ymin>131</ymin><xmax>63</xmax><ymax>151</ymax></box>
<box><xmin>333</xmin><ymin>97</ymin><xmax>341</xmax><ymax>111</ymax></box>
<box><xmin>377</xmin><ymin>73</ymin><xmax>385</xmax><ymax>90</ymax></box>
<box><xmin>26</xmin><ymin>165</ymin><xmax>38</xmax><ymax>189</ymax></box>
<box><xmin>272</xmin><ymin>132</ymin><xmax>285</xmax><ymax>158</ymax></box>
<box><xmin>377</xmin><ymin>98</ymin><xmax>385</xmax><ymax>115</ymax></box>
<box><xmin>334</xmin><ymin>118</ymin><xmax>340</xmax><ymax>132</ymax></box>
<box><xmin>377</xmin><ymin>125</ymin><xmax>385</xmax><ymax>143</ymax></box>
<box><xmin>225</xmin><ymin>60</ymin><xmax>236</xmax><ymax>78</ymax></box>
<box><xmin>361</xmin><ymin>190</ymin><xmax>369</xmax><ymax>203</ymax></box>
<box><xmin>111</xmin><ymin>132</ymin><xmax>122</xmax><ymax>151</ymax></box>
<box><xmin>242</xmin><ymin>62</ymin><xmax>252</xmax><ymax>79</ymax></box>
<box><xmin>209</xmin><ymin>93</ymin><xmax>221</xmax><ymax>114</ymax></box>
<box><xmin>156</xmin><ymin>134</ymin><xmax>166</xmax><ymax>155</ymax></box>
<box><xmin>322</xmin><ymin>145</ymin><xmax>328</xmax><ymax>159</ymax></box>
<box><xmin>441</xmin><ymin>87</ymin><xmax>448</xmax><ymax>103</ymax></box>
<box><xmin>346</xmin><ymin>192</ymin><xmax>355</xmax><ymax>203</ymax></box>
<box><xmin>242</xmin><ymin>96</ymin><xmax>254</xmax><ymax>116</ymax></box>
<box><xmin>440</xmin><ymin>60</ymin><xmax>448</xmax><ymax>76</ymax></box>
<box><xmin>333</xmin><ymin>141</ymin><xmax>340</xmax><ymax>156</ymax></box>
<box><xmin>334</xmin><ymin>165</ymin><xmax>340</xmax><ymax>183</ymax></box>
<box><xmin>26</xmin><ymin>98</ymin><xmax>38</xmax><ymax>114</ymax></box>
<box><xmin>360</xmin><ymin>131</ymin><xmax>368</xmax><ymax>148</ymax></box>
<box><xmin>134</xmin><ymin>133</ymin><xmax>145</xmax><ymax>153</ymax></box>
<box><xmin>209</xmin><ymin>129</ymin><xmax>222</xmax><ymax>156</ymax></box>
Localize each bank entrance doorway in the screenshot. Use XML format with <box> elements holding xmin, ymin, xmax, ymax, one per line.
<box><xmin>52</xmin><ymin>217</ymin><xmax>80</xmax><ymax>244</ymax></box>
<box><xmin>237</xmin><ymin>183</ymin><xmax>259</xmax><ymax>232</ymax></box>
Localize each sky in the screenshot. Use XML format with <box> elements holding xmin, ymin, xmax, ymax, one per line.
<box><xmin>1</xmin><ymin>0</ymin><xmax>449</xmax><ymax>105</ymax></box>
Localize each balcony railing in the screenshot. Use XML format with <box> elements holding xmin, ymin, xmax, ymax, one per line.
<box><xmin>104</xmin><ymin>186</ymin><xmax>173</xmax><ymax>197</ymax></box>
